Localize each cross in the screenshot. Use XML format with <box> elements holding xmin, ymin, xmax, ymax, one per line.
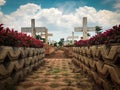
<box><xmin>21</xmin><ymin>19</ymin><xmax>46</xmax><ymax>38</ymax></box>
<box><xmin>21</xmin><ymin>19</ymin><xmax>53</xmax><ymax>44</ymax></box>
<box><xmin>67</xmin><ymin>32</ymin><xmax>79</xmax><ymax>44</ymax></box>
<box><xmin>74</xmin><ymin>17</ymin><xmax>96</xmax><ymax>40</ymax></box>
<box><xmin>40</xmin><ymin>29</ymin><xmax>53</xmax><ymax>44</ymax></box>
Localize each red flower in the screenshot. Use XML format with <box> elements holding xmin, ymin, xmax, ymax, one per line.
<box><xmin>0</xmin><ymin>24</ymin><xmax>44</xmax><ymax>48</ymax></box>
<box><xmin>75</xmin><ymin>24</ymin><xmax>120</xmax><ymax>46</ymax></box>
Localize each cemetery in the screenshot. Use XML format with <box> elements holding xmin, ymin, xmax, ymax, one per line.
<box><xmin>0</xmin><ymin>17</ymin><xmax>120</xmax><ymax>90</ymax></box>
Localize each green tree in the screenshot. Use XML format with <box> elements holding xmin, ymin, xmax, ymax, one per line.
<box><xmin>54</xmin><ymin>42</ymin><xmax>57</xmax><ymax>47</ymax></box>
<box><xmin>36</xmin><ymin>35</ymin><xmax>45</xmax><ymax>43</ymax></box>
<box><xmin>95</xmin><ymin>26</ymin><xmax>102</xmax><ymax>34</ymax></box>
<box><xmin>87</xmin><ymin>33</ymin><xmax>90</xmax><ymax>36</ymax></box>
<box><xmin>36</xmin><ymin>35</ymin><xmax>41</xmax><ymax>39</ymax></box>
<box><xmin>58</xmin><ymin>38</ymin><xmax>64</xmax><ymax>46</ymax></box>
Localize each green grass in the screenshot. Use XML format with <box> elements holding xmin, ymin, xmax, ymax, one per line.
<box><xmin>62</xmin><ymin>73</ymin><xmax>68</xmax><ymax>76</ymax></box>
<box><xmin>61</xmin><ymin>87</ymin><xmax>74</xmax><ymax>90</ymax></box>
<box><xmin>40</xmin><ymin>79</ymin><xmax>49</xmax><ymax>83</ymax></box>
<box><xmin>49</xmin><ymin>83</ymin><xmax>59</xmax><ymax>88</ymax></box>
<box><xmin>61</xmin><ymin>68</ymin><xmax>68</xmax><ymax>72</ymax></box>
<box><xmin>32</xmin><ymin>87</ymin><xmax>46</xmax><ymax>90</ymax></box>
<box><xmin>45</xmin><ymin>72</ymin><xmax>52</xmax><ymax>75</ymax></box>
<box><xmin>48</xmin><ymin>68</ymin><xmax>61</xmax><ymax>74</ymax></box>
<box><xmin>73</xmin><ymin>74</ymin><xmax>81</xmax><ymax>79</ymax></box>
<box><xmin>53</xmin><ymin>75</ymin><xmax>60</xmax><ymax>79</ymax></box>
<box><xmin>63</xmin><ymin>79</ymin><xmax>72</xmax><ymax>86</ymax></box>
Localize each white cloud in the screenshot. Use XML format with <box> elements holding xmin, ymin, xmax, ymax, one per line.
<box><xmin>0</xmin><ymin>0</ymin><xmax>6</xmax><ymax>6</ymax></box>
<box><xmin>114</xmin><ymin>1</ymin><xmax>120</xmax><ymax>12</ymax></box>
<box><xmin>56</xmin><ymin>1</ymin><xmax>86</xmax><ymax>14</ymax></box>
<box><xmin>13</xmin><ymin>3</ymin><xmax>41</xmax><ymax>16</ymax></box>
<box><xmin>75</xmin><ymin>6</ymin><xmax>120</xmax><ymax>29</ymax></box>
<box><xmin>114</xmin><ymin>3</ymin><xmax>120</xmax><ymax>9</ymax></box>
<box><xmin>0</xmin><ymin>11</ymin><xmax>3</xmax><ymax>16</ymax></box>
<box><xmin>96</xmin><ymin>10</ymin><xmax>120</xmax><ymax>27</ymax></box>
<box><xmin>57</xmin><ymin>1</ymin><xmax>77</xmax><ymax>14</ymax></box>
<box><xmin>0</xmin><ymin>3</ymin><xmax>120</xmax><ymax>41</ymax></box>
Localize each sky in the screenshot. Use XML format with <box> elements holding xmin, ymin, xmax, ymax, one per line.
<box><xmin>0</xmin><ymin>0</ymin><xmax>120</xmax><ymax>41</ymax></box>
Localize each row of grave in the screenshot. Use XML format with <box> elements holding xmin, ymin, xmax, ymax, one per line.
<box><xmin>0</xmin><ymin>46</ymin><xmax>45</xmax><ymax>90</ymax></box>
<box><xmin>64</xmin><ymin>44</ymin><xmax>120</xmax><ymax>90</ymax></box>
<box><xmin>21</xmin><ymin>17</ymin><xmax>96</xmax><ymax>45</ymax></box>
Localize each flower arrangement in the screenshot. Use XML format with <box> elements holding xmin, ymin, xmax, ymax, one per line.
<box><xmin>75</xmin><ymin>25</ymin><xmax>120</xmax><ymax>46</ymax></box>
<box><xmin>0</xmin><ymin>24</ymin><xmax>44</xmax><ymax>48</ymax></box>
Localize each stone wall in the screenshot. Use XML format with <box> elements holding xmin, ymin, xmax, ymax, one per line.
<box><xmin>0</xmin><ymin>46</ymin><xmax>45</xmax><ymax>90</ymax></box>
<box><xmin>72</xmin><ymin>44</ymin><xmax>120</xmax><ymax>90</ymax></box>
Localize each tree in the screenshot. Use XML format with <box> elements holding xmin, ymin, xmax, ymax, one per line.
<box><xmin>95</xmin><ymin>26</ymin><xmax>102</xmax><ymax>34</ymax></box>
<box><xmin>58</xmin><ymin>38</ymin><xmax>64</xmax><ymax>46</ymax></box>
<box><xmin>36</xmin><ymin>35</ymin><xmax>41</xmax><ymax>39</ymax></box>
<box><xmin>54</xmin><ymin>42</ymin><xmax>57</xmax><ymax>47</ymax></box>
<box><xmin>87</xmin><ymin>33</ymin><xmax>90</xmax><ymax>36</ymax></box>
<box><xmin>36</xmin><ymin>35</ymin><xmax>45</xmax><ymax>43</ymax></box>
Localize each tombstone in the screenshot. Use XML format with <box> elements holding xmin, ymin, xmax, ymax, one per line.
<box><xmin>67</xmin><ymin>32</ymin><xmax>79</xmax><ymax>44</ymax></box>
<box><xmin>21</xmin><ymin>19</ymin><xmax>46</xmax><ymax>38</ymax></box>
<box><xmin>74</xmin><ymin>17</ymin><xmax>96</xmax><ymax>40</ymax></box>
<box><xmin>21</xmin><ymin>19</ymin><xmax>53</xmax><ymax>44</ymax></box>
<box><xmin>41</xmin><ymin>29</ymin><xmax>53</xmax><ymax>44</ymax></box>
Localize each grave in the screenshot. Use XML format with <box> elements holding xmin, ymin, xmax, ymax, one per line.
<box><xmin>21</xmin><ymin>19</ymin><xmax>53</xmax><ymax>44</ymax></box>
<box><xmin>67</xmin><ymin>32</ymin><xmax>79</xmax><ymax>44</ymax></box>
<box><xmin>74</xmin><ymin>17</ymin><xmax>96</xmax><ymax>40</ymax></box>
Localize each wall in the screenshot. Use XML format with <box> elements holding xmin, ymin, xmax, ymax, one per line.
<box><xmin>0</xmin><ymin>46</ymin><xmax>45</xmax><ymax>90</ymax></box>
<box><xmin>72</xmin><ymin>44</ymin><xmax>120</xmax><ymax>90</ymax></box>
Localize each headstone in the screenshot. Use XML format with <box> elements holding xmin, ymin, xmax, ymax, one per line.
<box><xmin>74</xmin><ymin>17</ymin><xmax>96</xmax><ymax>40</ymax></box>
<box><xmin>21</xmin><ymin>19</ymin><xmax>46</xmax><ymax>38</ymax></box>
<box><xmin>67</xmin><ymin>32</ymin><xmax>79</xmax><ymax>44</ymax></box>
<box><xmin>41</xmin><ymin>29</ymin><xmax>53</xmax><ymax>44</ymax></box>
<box><xmin>21</xmin><ymin>19</ymin><xmax>53</xmax><ymax>44</ymax></box>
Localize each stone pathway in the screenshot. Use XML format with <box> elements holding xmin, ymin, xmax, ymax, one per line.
<box><xmin>16</xmin><ymin>50</ymin><xmax>100</xmax><ymax>90</ymax></box>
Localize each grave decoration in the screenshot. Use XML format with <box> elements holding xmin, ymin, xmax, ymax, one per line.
<box><xmin>0</xmin><ymin>24</ymin><xmax>45</xmax><ymax>90</ymax></box>
<box><xmin>0</xmin><ymin>24</ymin><xmax>44</xmax><ymax>48</ymax></box>
<box><xmin>75</xmin><ymin>25</ymin><xmax>120</xmax><ymax>46</ymax></box>
<box><xmin>72</xmin><ymin>25</ymin><xmax>120</xmax><ymax>90</ymax></box>
<box><xmin>74</xmin><ymin>17</ymin><xmax>97</xmax><ymax>40</ymax></box>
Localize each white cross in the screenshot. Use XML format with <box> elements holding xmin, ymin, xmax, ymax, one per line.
<box><xmin>40</xmin><ymin>29</ymin><xmax>53</xmax><ymax>44</ymax></box>
<box><xmin>67</xmin><ymin>32</ymin><xmax>79</xmax><ymax>44</ymax></box>
<box><xmin>21</xmin><ymin>19</ymin><xmax>47</xmax><ymax>38</ymax></box>
<box><xmin>21</xmin><ymin>19</ymin><xmax>53</xmax><ymax>44</ymax></box>
<box><xmin>74</xmin><ymin>17</ymin><xmax>96</xmax><ymax>40</ymax></box>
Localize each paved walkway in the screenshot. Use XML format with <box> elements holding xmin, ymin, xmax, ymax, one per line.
<box><xmin>17</xmin><ymin>50</ymin><xmax>100</xmax><ymax>90</ymax></box>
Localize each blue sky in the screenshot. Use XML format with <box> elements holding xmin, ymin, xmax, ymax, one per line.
<box><xmin>0</xmin><ymin>0</ymin><xmax>120</xmax><ymax>42</ymax></box>
<box><xmin>1</xmin><ymin>0</ymin><xmax>116</xmax><ymax>14</ymax></box>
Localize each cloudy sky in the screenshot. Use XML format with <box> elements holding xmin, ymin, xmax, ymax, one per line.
<box><xmin>0</xmin><ymin>0</ymin><xmax>120</xmax><ymax>41</ymax></box>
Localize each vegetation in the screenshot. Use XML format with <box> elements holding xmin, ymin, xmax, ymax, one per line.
<box><xmin>58</xmin><ymin>38</ymin><xmax>64</xmax><ymax>46</ymax></box>
<box><xmin>95</xmin><ymin>26</ymin><xmax>102</xmax><ymax>34</ymax></box>
<box><xmin>50</xmin><ymin>83</ymin><xmax>59</xmax><ymax>88</ymax></box>
<box><xmin>75</xmin><ymin>25</ymin><xmax>120</xmax><ymax>46</ymax></box>
<box><xmin>0</xmin><ymin>24</ymin><xmax>44</xmax><ymax>48</ymax></box>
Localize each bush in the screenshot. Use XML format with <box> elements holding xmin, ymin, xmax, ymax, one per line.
<box><xmin>0</xmin><ymin>24</ymin><xmax>44</xmax><ymax>48</ymax></box>
<box><xmin>75</xmin><ymin>25</ymin><xmax>120</xmax><ymax>46</ymax></box>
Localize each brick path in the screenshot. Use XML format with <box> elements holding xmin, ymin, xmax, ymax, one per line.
<box><xmin>16</xmin><ymin>50</ymin><xmax>100</xmax><ymax>90</ymax></box>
